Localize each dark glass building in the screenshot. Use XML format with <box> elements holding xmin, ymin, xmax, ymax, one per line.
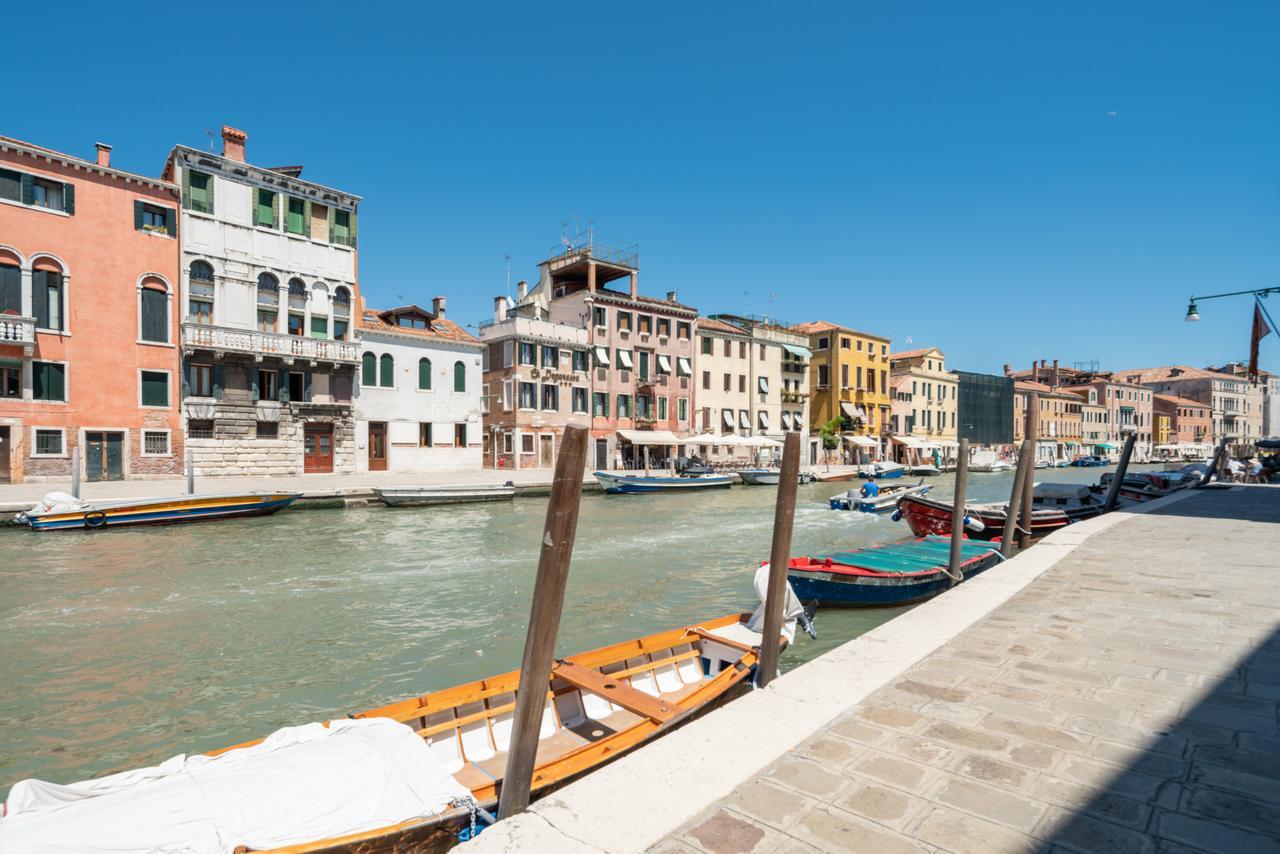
<box><xmin>956</xmin><ymin>371</ymin><xmax>1013</xmax><ymax>445</ymax></box>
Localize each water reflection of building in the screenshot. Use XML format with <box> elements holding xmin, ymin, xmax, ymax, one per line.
<box><xmin>355</xmin><ymin>300</ymin><xmax>482</xmax><ymax>474</ymax></box>
<box><xmin>162</xmin><ymin>126</ymin><xmax>362</xmax><ymax>476</ymax></box>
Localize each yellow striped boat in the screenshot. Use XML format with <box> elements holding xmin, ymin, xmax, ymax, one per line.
<box><xmin>14</xmin><ymin>491</ymin><xmax>301</xmax><ymax>531</ymax></box>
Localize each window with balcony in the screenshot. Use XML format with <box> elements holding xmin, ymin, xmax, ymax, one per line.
<box><xmin>333</xmin><ymin>287</ymin><xmax>350</xmax><ymax>340</ymax></box>
<box><xmin>454</xmin><ymin>361</ymin><xmax>466</xmax><ymax>393</ymax></box>
<box><xmin>189</xmin><ymin>261</ymin><xmax>214</xmax><ymax>325</ymax></box>
<box><xmin>0</xmin><ymin>263</ymin><xmax>19</xmax><ymax>314</ymax></box>
<box><xmin>33</xmin><ymin>361</ymin><xmax>65</xmax><ymax>401</ymax></box>
<box><xmin>185</xmin><ymin>170</ymin><xmax>214</xmax><ymax>214</ymax></box>
<box><xmin>32</xmin><ymin>269</ymin><xmax>63</xmax><ymax>331</ymax></box>
<box><xmin>310</xmin><ymin>315</ymin><xmax>328</xmax><ymax>339</ymax></box>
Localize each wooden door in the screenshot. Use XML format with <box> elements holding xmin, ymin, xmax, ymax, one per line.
<box><xmin>304</xmin><ymin>423</ymin><xmax>334</xmax><ymax>473</ymax></box>
<box><xmin>85</xmin><ymin>432</ymin><xmax>124</xmax><ymax>481</ymax></box>
<box><xmin>0</xmin><ymin>426</ymin><xmax>9</xmax><ymax>483</ymax></box>
<box><xmin>368</xmin><ymin>422</ymin><xmax>387</xmax><ymax>471</ymax></box>
<box><xmin>539</xmin><ymin>434</ymin><xmax>554</xmax><ymax>468</ymax></box>
<box><xmin>595</xmin><ymin>438</ymin><xmax>608</xmax><ymax>471</ymax></box>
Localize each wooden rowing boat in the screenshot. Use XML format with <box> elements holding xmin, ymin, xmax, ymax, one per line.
<box><xmin>2</xmin><ymin>615</ymin><xmax>767</xmax><ymax>853</ymax></box>
<box><xmin>374</xmin><ymin>485</ymin><xmax>516</xmax><ymax>507</ymax></box>
<box><xmin>785</xmin><ymin>536</ymin><xmax>1004</xmax><ymax>607</ymax></box>
<box><xmin>593</xmin><ymin>471</ymin><xmax>734</xmax><ymax>493</ymax></box>
<box><xmin>895</xmin><ymin>488</ymin><xmax>1103</xmax><ymax>541</ymax></box>
<box><xmin>13</xmin><ymin>491</ymin><xmax>301</xmax><ymax>531</ymax></box>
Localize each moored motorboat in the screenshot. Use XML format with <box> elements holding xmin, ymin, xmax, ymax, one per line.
<box><xmin>785</xmin><ymin>536</ymin><xmax>1005</xmax><ymax>607</ymax></box>
<box><xmin>967</xmin><ymin>451</ymin><xmax>1013</xmax><ymax>473</ymax></box>
<box><xmin>0</xmin><ymin>615</ymin><xmax>773</xmax><ymax>853</ymax></box>
<box><xmin>1094</xmin><ymin>470</ymin><xmax>1198</xmax><ymax>503</ymax></box>
<box><xmin>907</xmin><ymin>464</ymin><xmax>941</xmax><ymax>476</ymax></box>
<box><xmin>895</xmin><ymin>485</ymin><xmax>1104</xmax><ymax>541</ymax></box>
<box><xmin>829</xmin><ymin>480</ymin><xmax>930</xmax><ymax>512</ymax></box>
<box><xmin>375</xmin><ymin>485</ymin><xmax>516</xmax><ymax>507</ymax></box>
<box><xmin>737</xmin><ymin>469</ymin><xmax>817</xmax><ymax>486</ymax></box>
<box><xmin>855</xmin><ymin>461</ymin><xmax>906</xmax><ymax>479</ymax></box>
<box><xmin>13</xmin><ymin>491</ymin><xmax>301</xmax><ymax>531</ymax></box>
<box><xmin>594</xmin><ymin>471</ymin><xmax>733</xmax><ymax>494</ymax></box>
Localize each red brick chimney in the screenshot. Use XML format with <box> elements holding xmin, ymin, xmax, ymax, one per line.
<box><xmin>629</xmin><ymin>271</ymin><xmax>639</xmax><ymax>300</ymax></box>
<box><xmin>221</xmin><ymin>126</ymin><xmax>247</xmax><ymax>162</ymax></box>
<box><xmin>94</xmin><ymin>143</ymin><xmax>111</xmax><ymax>167</ymax></box>
<box><xmin>1051</xmin><ymin>359</ymin><xmax>1060</xmax><ymax>388</ymax></box>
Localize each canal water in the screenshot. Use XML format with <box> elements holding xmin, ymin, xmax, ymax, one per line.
<box><xmin>0</xmin><ymin>464</ymin><xmax>1147</xmax><ymax>795</ymax></box>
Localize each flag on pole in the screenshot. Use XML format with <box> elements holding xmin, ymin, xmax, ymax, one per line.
<box><xmin>1248</xmin><ymin>299</ymin><xmax>1272</xmax><ymax>384</ymax></box>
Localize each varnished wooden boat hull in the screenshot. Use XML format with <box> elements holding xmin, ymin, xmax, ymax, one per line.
<box><xmin>15</xmin><ymin>492</ymin><xmax>301</xmax><ymax>531</ymax></box>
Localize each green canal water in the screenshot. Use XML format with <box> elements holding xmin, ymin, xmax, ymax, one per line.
<box><xmin>0</xmin><ymin>463</ymin><xmax>1151</xmax><ymax>795</ymax></box>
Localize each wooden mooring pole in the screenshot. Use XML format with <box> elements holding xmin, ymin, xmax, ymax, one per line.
<box><xmin>757</xmin><ymin>431</ymin><xmax>801</xmax><ymax>689</ymax></box>
<box><xmin>1102</xmin><ymin>432</ymin><xmax>1139</xmax><ymax>513</ymax></box>
<box><xmin>498</xmin><ymin>425</ymin><xmax>588</xmax><ymax>820</ymax></box>
<box><xmin>71</xmin><ymin>447</ymin><xmax>81</xmax><ymax>499</ymax></box>
<box><xmin>1201</xmin><ymin>438</ymin><xmax>1229</xmax><ymax>486</ymax></box>
<box><xmin>1017</xmin><ymin>392</ymin><xmax>1039</xmax><ymax>549</ymax></box>
<box><xmin>1000</xmin><ymin>438</ymin><xmax>1034</xmax><ymax>557</ymax></box>
<box><xmin>186</xmin><ymin>447</ymin><xmax>195</xmax><ymax>495</ymax></box>
<box><xmin>947</xmin><ymin>438</ymin><xmax>970</xmax><ymax>586</ymax></box>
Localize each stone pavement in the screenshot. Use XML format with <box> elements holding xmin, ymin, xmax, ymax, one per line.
<box><xmin>657</xmin><ymin>486</ymin><xmax>1280</xmax><ymax>854</ymax></box>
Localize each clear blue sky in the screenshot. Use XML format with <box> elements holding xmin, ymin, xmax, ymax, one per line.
<box><xmin>6</xmin><ymin>1</ymin><xmax>1277</xmax><ymax>374</ymax></box>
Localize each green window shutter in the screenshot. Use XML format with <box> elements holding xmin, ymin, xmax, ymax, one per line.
<box><xmin>165</xmin><ymin>207</ymin><xmax>176</xmax><ymax>237</ymax></box>
<box><xmin>303</xmin><ymin>200</ymin><xmax>312</xmax><ymax>237</ymax></box>
<box><xmin>454</xmin><ymin>361</ymin><xmax>466</xmax><ymax>392</ymax></box>
<box><xmin>212</xmin><ymin>364</ymin><xmax>224</xmax><ymax>400</ymax></box>
<box><xmin>141</xmin><ymin>288</ymin><xmax>167</xmax><ymax>342</ymax></box>
<box><xmin>62</xmin><ymin>183</ymin><xmax>74</xmax><ymax>214</ymax></box>
<box><xmin>134</xmin><ymin>200</ymin><xmax>144</xmax><ymax>231</ymax></box>
<box><xmin>250</xmin><ymin>369</ymin><xmax>260</xmax><ymax>401</ymax></box>
<box><xmin>181</xmin><ymin>362</ymin><xmax>191</xmax><ymax>397</ymax></box>
<box><xmin>361</xmin><ymin>352</ymin><xmax>376</xmax><ymax>387</ymax></box>
<box><xmin>379</xmin><ymin>354</ymin><xmax>394</xmax><ymax>387</ymax></box>
<box><xmin>20</xmin><ymin>174</ymin><xmax>33</xmax><ymax>206</ymax></box>
<box><xmin>278</xmin><ymin>368</ymin><xmax>291</xmax><ymax>402</ymax></box>
<box><xmin>206</xmin><ymin>171</ymin><xmax>214</xmax><ymax>214</ymax></box>
<box><xmin>141</xmin><ymin>372</ymin><xmax>168</xmax><ymax>407</ymax></box>
<box><xmin>303</xmin><ymin>371</ymin><xmax>312</xmax><ymax>402</ymax></box>
<box><xmin>275</xmin><ymin>191</ymin><xmax>283</xmax><ymax>229</ymax></box>
<box><xmin>327</xmin><ymin>206</ymin><xmax>335</xmax><ymax>244</ymax></box>
<box><xmin>419</xmin><ymin>358</ymin><xmax>431</xmax><ymax>390</ymax></box>
<box><xmin>310</xmin><ymin>315</ymin><xmax>327</xmax><ymax>339</ymax></box>
<box><xmin>50</xmin><ymin>364</ymin><xmax>65</xmax><ymax>401</ymax></box>
<box><xmin>349</xmin><ymin>211</ymin><xmax>357</xmax><ymax>248</ymax></box>
<box><xmin>182</xmin><ymin>167</ymin><xmax>191</xmax><ymax>210</ymax></box>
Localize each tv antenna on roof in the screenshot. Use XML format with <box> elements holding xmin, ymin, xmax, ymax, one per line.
<box><xmin>204</xmin><ymin>129</ymin><xmax>215</xmax><ymax>151</ymax></box>
<box><xmin>503</xmin><ymin>252</ymin><xmax>511</xmax><ymax>300</ymax></box>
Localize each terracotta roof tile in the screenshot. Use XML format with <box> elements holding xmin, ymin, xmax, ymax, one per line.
<box><xmin>889</xmin><ymin>348</ymin><xmax>939</xmax><ymax>361</ymax></box>
<box><xmin>697</xmin><ymin>317</ymin><xmax>746</xmax><ymax>335</ymax></box>
<box><xmin>1154</xmin><ymin>393</ymin><xmax>1211</xmax><ymax>409</ymax></box>
<box><xmin>790</xmin><ymin>320</ymin><xmax>891</xmax><ymax>341</ymax></box>
<box><xmin>359</xmin><ymin>309</ymin><xmax>478</xmax><ymax>344</ymax></box>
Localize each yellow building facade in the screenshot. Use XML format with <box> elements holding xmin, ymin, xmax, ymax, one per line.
<box><xmin>793</xmin><ymin>321</ymin><xmax>892</xmax><ymax>454</ymax></box>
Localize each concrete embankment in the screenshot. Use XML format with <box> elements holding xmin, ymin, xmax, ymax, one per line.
<box><xmin>465</xmin><ymin>485</ymin><xmax>1280</xmax><ymax>853</ymax></box>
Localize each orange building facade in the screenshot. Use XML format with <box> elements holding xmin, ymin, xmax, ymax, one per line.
<box><xmin>0</xmin><ymin>137</ymin><xmax>183</xmax><ymax>482</ymax></box>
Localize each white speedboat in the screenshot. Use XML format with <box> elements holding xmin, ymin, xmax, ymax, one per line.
<box><xmin>908</xmin><ymin>464</ymin><xmax>941</xmax><ymax>476</ymax></box>
<box><xmin>738</xmin><ymin>469</ymin><xmax>817</xmax><ymax>486</ymax></box>
<box><xmin>855</xmin><ymin>461</ymin><xmax>907</xmax><ymax>479</ymax></box>
<box><xmin>829</xmin><ymin>480</ymin><xmax>931</xmax><ymax>512</ymax></box>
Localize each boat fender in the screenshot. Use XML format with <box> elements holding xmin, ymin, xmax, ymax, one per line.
<box><xmin>963</xmin><ymin>515</ymin><xmax>985</xmax><ymax>533</ymax></box>
<box><xmin>891</xmin><ymin>510</ymin><xmax>902</xmax><ymax>522</ymax></box>
<box><xmin>83</xmin><ymin>510</ymin><xmax>107</xmax><ymax>529</ymax></box>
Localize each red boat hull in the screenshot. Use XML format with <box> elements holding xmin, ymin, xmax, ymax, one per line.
<box><xmin>896</xmin><ymin>493</ymin><xmax>1099</xmax><ymax>541</ymax></box>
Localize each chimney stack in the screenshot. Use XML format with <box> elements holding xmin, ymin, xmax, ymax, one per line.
<box><xmin>493</xmin><ymin>296</ymin><xmax>507</xmax><ymax>323</ymax></box>
<box><xmin>432</xmin><ymin>296</ymin><xmax>447</xmax><ymax>318</ymax></box>
<box><xmin>516</xmin><ymin>280</ymin><xmax>528</xmax><ymax>301</ymax></box>
<box><xmin>94</xmin><ymin>143</ymin><xmax>111</xmax><ymax>168</ymax></box>
<box><xmin>1031</xmin><ymin>360</ymin><xmax>1038</xmax><ymax>383</ymax></box>
<box><xmin>1002</xmin><ymin>363</ymin><xmax>1012</xmax><ymax>377</ymax></box>
<box><xmin>221</xmin><ymin>126</ymin><xmax>247</xmax><ymax>162</ymax></box>
<box><xmin>1051</xmin><ymin>359</ymin><xmax>1060</xmax><ymax>388</ymax></box>
<box><xmin>666</xmin><ymin>289</ymin><xmax>677</xmax><ymax>303</ymax></box>
<box><xmin>629</xmin><ymin>271</ymin><xmax>639</xmax><ymax>300</ymax></box>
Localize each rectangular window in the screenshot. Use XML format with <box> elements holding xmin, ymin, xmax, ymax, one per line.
<box><xmin>541</xmin><ymin>345</ymin><xmax>559</xmax><ymax>369</ymax></box>
<box><xmin>34</xmin><ymin>429</ymin><xmax>64</xmax><ymax>455</ymax></box>
<box><xmin>702</xmin><ymin>337</ymin><xmax>713</xmax><ymax>355</ymax></box>
<box><xmin>840</xmin><ymin>337</ymin><xmax>851</xmax><ymax>349</ymax></box>
<box><xmin>0</xmin><ymin>364</ymin><xmax>19</xmax><ymax>397</ymax></box>
<box><xmin>140</xmin><ymin>370</ymin><xmax>169</xmax><ymax>407</ymax></box>
<box><xmin>677</xmin><ymin>321</ymin><xmax>691</xmax><ymax>339</ymax></box>
<box><xmin>286</xmin><ymin>197</ymin><xmax>305</xmax><ymax>235</ymax></box>
<box><xmin>188</xmin><ymin>420</ymin><xmax>215</xmax><ymax>439</ymax></box>
<box><xmin>592</xmin><ymin>392</ymin><xmax>609</xmax><ymax>416</ymax></box>
<box><xmin>739</xmin><ymin>341</ymin><xmax>747</xmax><ymax>359</ymax></box>
<box><xmin>258</xmin><ymin>369</ymin><xmax>279</xmax><ymax>401</ymax></box>
<box><xmin>723</xmin><ymin>373</ymin><xmax>731</xmax><ymax>391</ymax></box>
<box><xmin>257</xmin><ymin>309</ymin><xmax>277</xmax><ymax>333</ymax></box>
<box><xmin>255</xmin><ymin>189</ymin><xmax>277</xmax><ymax>227</ymax></box>
<box><xmin>617</xmin><ymin>311</ymin><xmax>632</xmax><ymax>331</ymax></box>
<box><xmin>818</xmin><ymin>364</ymin><xmax>829</xmax><ymax>387</ymax></box>
<box><xmin>678</xmin><ymin>398</ymin><xmax>687</xmax><ymax>421</ymax></box>
<box><xmin>723</xmin><ymin>339</ymin><xmax>731</xmax><ymax>357</ymax></box>
<box><xmin>638</xmin><ymin>315</ymin><xmax>652</xmax><ymax>335</ymax></box>
<box><xmin>256</xmin><ymin>422</ymin><xmax>279</xmax><ymax>439</ymax></box>
<box><xmin>636</xmin><ymin>395</ymin><xmax>652</xmax><ymax>419</ymax></box>
<box><xmin>518</xmin><ymin>381</ymin><xmax>536</xmax><ymax>409</ymax></box>
<box><xmin>702</xmin><ymin>371</ymin><xmax>711</xmax><ymax>390</ymax></box>
<box><xmin>189</xmin><ymin>298</ymin><xmax>213</xmax><ymax>326</ymax></box>
<box><xmin>639</xmin><ymin>351</ymin><xmax>650</xmax><ymax>381</ymax></box>
<box><xmin>0</xmin><ymin>168</ymin><xmax>21</xmax><ymax>202</ymax></box>
<box><xmin>419</xmin><ymin>423</ymin><xmax>432</xmax><ymax>447</ymax></box>
<box><xmin>658</xmin><ymin>397</ymin><xmax>668</xmax><ymax>420</ymax></box>
<box><xmin>310</xmin><ymin>316</ymin><xmax>327</xmax><ymax>339</ymax></box>
<box><xmin>187</xmin><ymin>170</ymin><xmax>213</xmax><ymax>213</ymax></box>
<box><xmin>31</xmin><ymin>178</ymin><xmax>63</xmax><ymax>210</ymax></box>
<box><xmin>331</xmin><ymin>210</ymin><xmax>353</xmax><ymax>246</ymax></box>
<box><xmin>455</xmin><ymin>423</ymin><xmax>467</xmax><ymax>447</ymax></box>
<box><xmin>33</xmin><ymin>361</ymin><xmax>66</xmax><ymax>402</ymax></box>
<box><xmin>288</xmin><ymin>313</ymin><xmax>304</xmax><ymax>336</ymax></box>
<box><xmin>841</xmin><ymin>365</ymin><xmax>849</xmax><ymax>387</ymax></box>
<box><xmin>139</xmin><ymin>203</ymin><xmax>169</xmax><ymax>232</ymax></box>
<box><xmin>817</xmin><ymin>336</ymin><xmax>829</xmax><ymax>350</ymax></box>
<box><xmin>288</xmin><ymin>372</ymin><xmax>305</xmax><ymax>401</ymax></box>
<box><xmin>519</xmin><ymin>342</ymin><xmax>537</xmax><ymax>366</ymax></box>
<box><xmin>572</xmin><ymin>350</ymin><xmax>589</xmax><ymax>372</ymax></box>
<box><xmin>33</xmin><ymin>270</ymin><xmax>63</xmax><ymax>331</ymax></box>
<box><xmin>572</xmin><ymin>387</ymin><xmax>588</xmax><ymax>413</ymax></box>
<box><xmin>657</xmin><ymin>318</ymin><xmax>671</xmax><ymax>337</ymax></box>
<box><xmin>593</xmin><ymin>306</ymin><xmax>607</xmax><ymax>328</ymax></box>
<box><xmin>616</xmin><ymin>394</ymin><xmax>631</xmax><ymax>418</ymax></box>
<box><xmin>142</xmin><ymin>431</ymin><xmax>170</xmax><ymax>456</ymax></box>
<box><xmin>541</xmin><ymin>384</ymin><xmax>559</xmax><ymax>411</ymax></box>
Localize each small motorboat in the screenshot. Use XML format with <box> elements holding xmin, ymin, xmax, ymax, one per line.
<box><xmin>1094</xmin><ymin>471</ymin><xmax>1199</xmax><ymax>503</ymax></box>
<box><xmin>1071</xmin><ymin>456</ymin><xmax>1108</xmax><ymax>467</ymax></box>
<box><xmin>375</xmin><ymin>485</ymin><xmax>516</xmax><ymax>507</ymax></box>
<box><xmin>967</xmin><ymin>452</ymin><xmax>1013</xmax><ymax>473</ymax></box>
<box><xmin>829</xmin><ymin>479</ymin><xmax>930</xmax><ymax>512</ymax></box>
<box><xmin>1034</xmin><ymin>459</ymin><xmax>1050</xmax><ymax>469</ymax></box>
<box><xmin>0</xmin><ymin>614</ymin><xmax>780</xmax><ymax>853</ymax></box>
<box><xmin>1053</xmin><ymin>459</ymin><xmax>1071</xmax><ymax>468</ymax></box>
<box><xmin>737</xmin><ymin>469</ymin><xmax>816</xmax><ymax>486</ymax></box>
<box><xmin>14</xmin><ymin>491</ymin><xmax>301</xmax><ymax>531</ymax></box>
<box><xmin>907</xmin><ymin>464</ymin><xmax>941</xmax><ymax>476</ymax></box>
<box><xmin>895</xmin><ymin>485</ymin><xmax>1105</xmax><ymax>541</ymax></box>
<box><xmin>594</xmin><ymin>471</ymin><xmax>733</xmax><ymax>494</ymax></box>
<box><xmin>855</xmin><ymin>461</ymin><xmax>906</xmax><ymax>480</ymax></box>
<box><xmin>785</xmin><ymin>536</ymin><xmax>1005</xmax><ymax>607</ymax></box>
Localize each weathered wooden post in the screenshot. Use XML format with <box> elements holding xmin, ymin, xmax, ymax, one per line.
<box><xmin>71</xmin><ymin>447</ymin><xmax>81</xmax><ymax>499</ymax></box>
<box><xmin>1017</xmin><ymin>392</ymin><xmax>1039</xmax><ymax>549</ymax></box>
<box><xmin>186</xmin><ymin>447</ymin><xmax>195</xmax><ymax>495</ymax></box>
<box><xmin>1000</xmin><ymin>438</ymin><xmax>1034</xmax><ymax>557</ymax></box>
<box><xmin>1201</xmin><ymin>438</ymin><xmax>1229</xmax><ymax>486</ymax></box>
<box><xmin>757</xmin><ymin>431</ymin><xmax>801</xmax><ymax>689</ymax></box>
<box><xmin>498</xmin><ymin>425</ymin><xmax>588</xmax><ymax>820</ymax></box>
<box><xmin>947</xmin><ymin>438</ymin><xmax>970</xmax><ymax>586</ymax></box>
<box><xmin>1102</xmin><ymin>431</ymin><xmax>1139</xmax><ymax>513</ymax></box>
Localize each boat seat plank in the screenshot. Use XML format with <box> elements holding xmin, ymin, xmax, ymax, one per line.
<box><xmin>551</xmin><ymin>660</ymin><xmax>678</xmax><ymax>723</ymax></box>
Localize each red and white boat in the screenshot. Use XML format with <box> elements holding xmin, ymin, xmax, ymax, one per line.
<box><xmin>895</xmin><ymin>483</ymin><xmax>1105</xmax><ymax>541</ymax></box>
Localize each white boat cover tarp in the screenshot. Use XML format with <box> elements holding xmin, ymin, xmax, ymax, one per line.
<box><xmin>25</xmin><ymin>492</ymin><xmax>88</xmax><ymax>516</ymax></box>
<box><xmin>0</xmin><ymin>718</ymin><xmax>469</xmax><ymax>854</ymax></box>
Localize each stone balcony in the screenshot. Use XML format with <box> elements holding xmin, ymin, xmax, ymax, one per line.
<box><xmin>0</xmin><ymin>315</ymin><xmax>36</xmax><ymax>353</ymax></box>
<box><xmin>182</xmin><ymin>322</ymin><xmax>361</xmax><ymax>364</ymax></box>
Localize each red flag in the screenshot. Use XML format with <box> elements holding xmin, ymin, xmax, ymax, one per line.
<box><xmin>1249</xmin><ymin>300</ymin><xmax>1272</xmax><ymax>384</ymax></box>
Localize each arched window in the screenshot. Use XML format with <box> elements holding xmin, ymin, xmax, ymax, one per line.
<box><xmin>333</xmin><ymin>286</ymin><xmax>351</xmax><ymax>340</ymax></box>
<box><xmin>32</xmin><ymin>257</ymin><xmax>65</xmax><ymax>331</ymax></box>
<box><xmin>255</xmin><ymin>273</ymin><xmax>279</xmax><ymax>332</ymax></box>
<box><xmin>189</xmin><ymin>261</ymin><xmax>214</xmax><ymax>326</ymax></box>
<box><xmin>418</xmin><ymin>357</ymin><xmax>432</xmax><ymax>390</ymax></box>
<box><xmin>287</xmin><ymin>278</ymin><xmax>306</xmax><ymax>336</ymax></box>
<box><xmin>139</xmin><ymin>276</ymin><xmax>169</xmax><ymax>343</ymax></box>
<box><xmin>379</xmin><ymin>353</ymin><xmax>394</xmax><ymax>388</ymax></box>
<box><xmin>453</xmin><ymin>360</ymin><xmax>466</xmax><ymax>393</ymax></box>
<box><xmin>361</xmin><ymin>352</ymin><xmax>376</xmax><ymax>387</ymax></box>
